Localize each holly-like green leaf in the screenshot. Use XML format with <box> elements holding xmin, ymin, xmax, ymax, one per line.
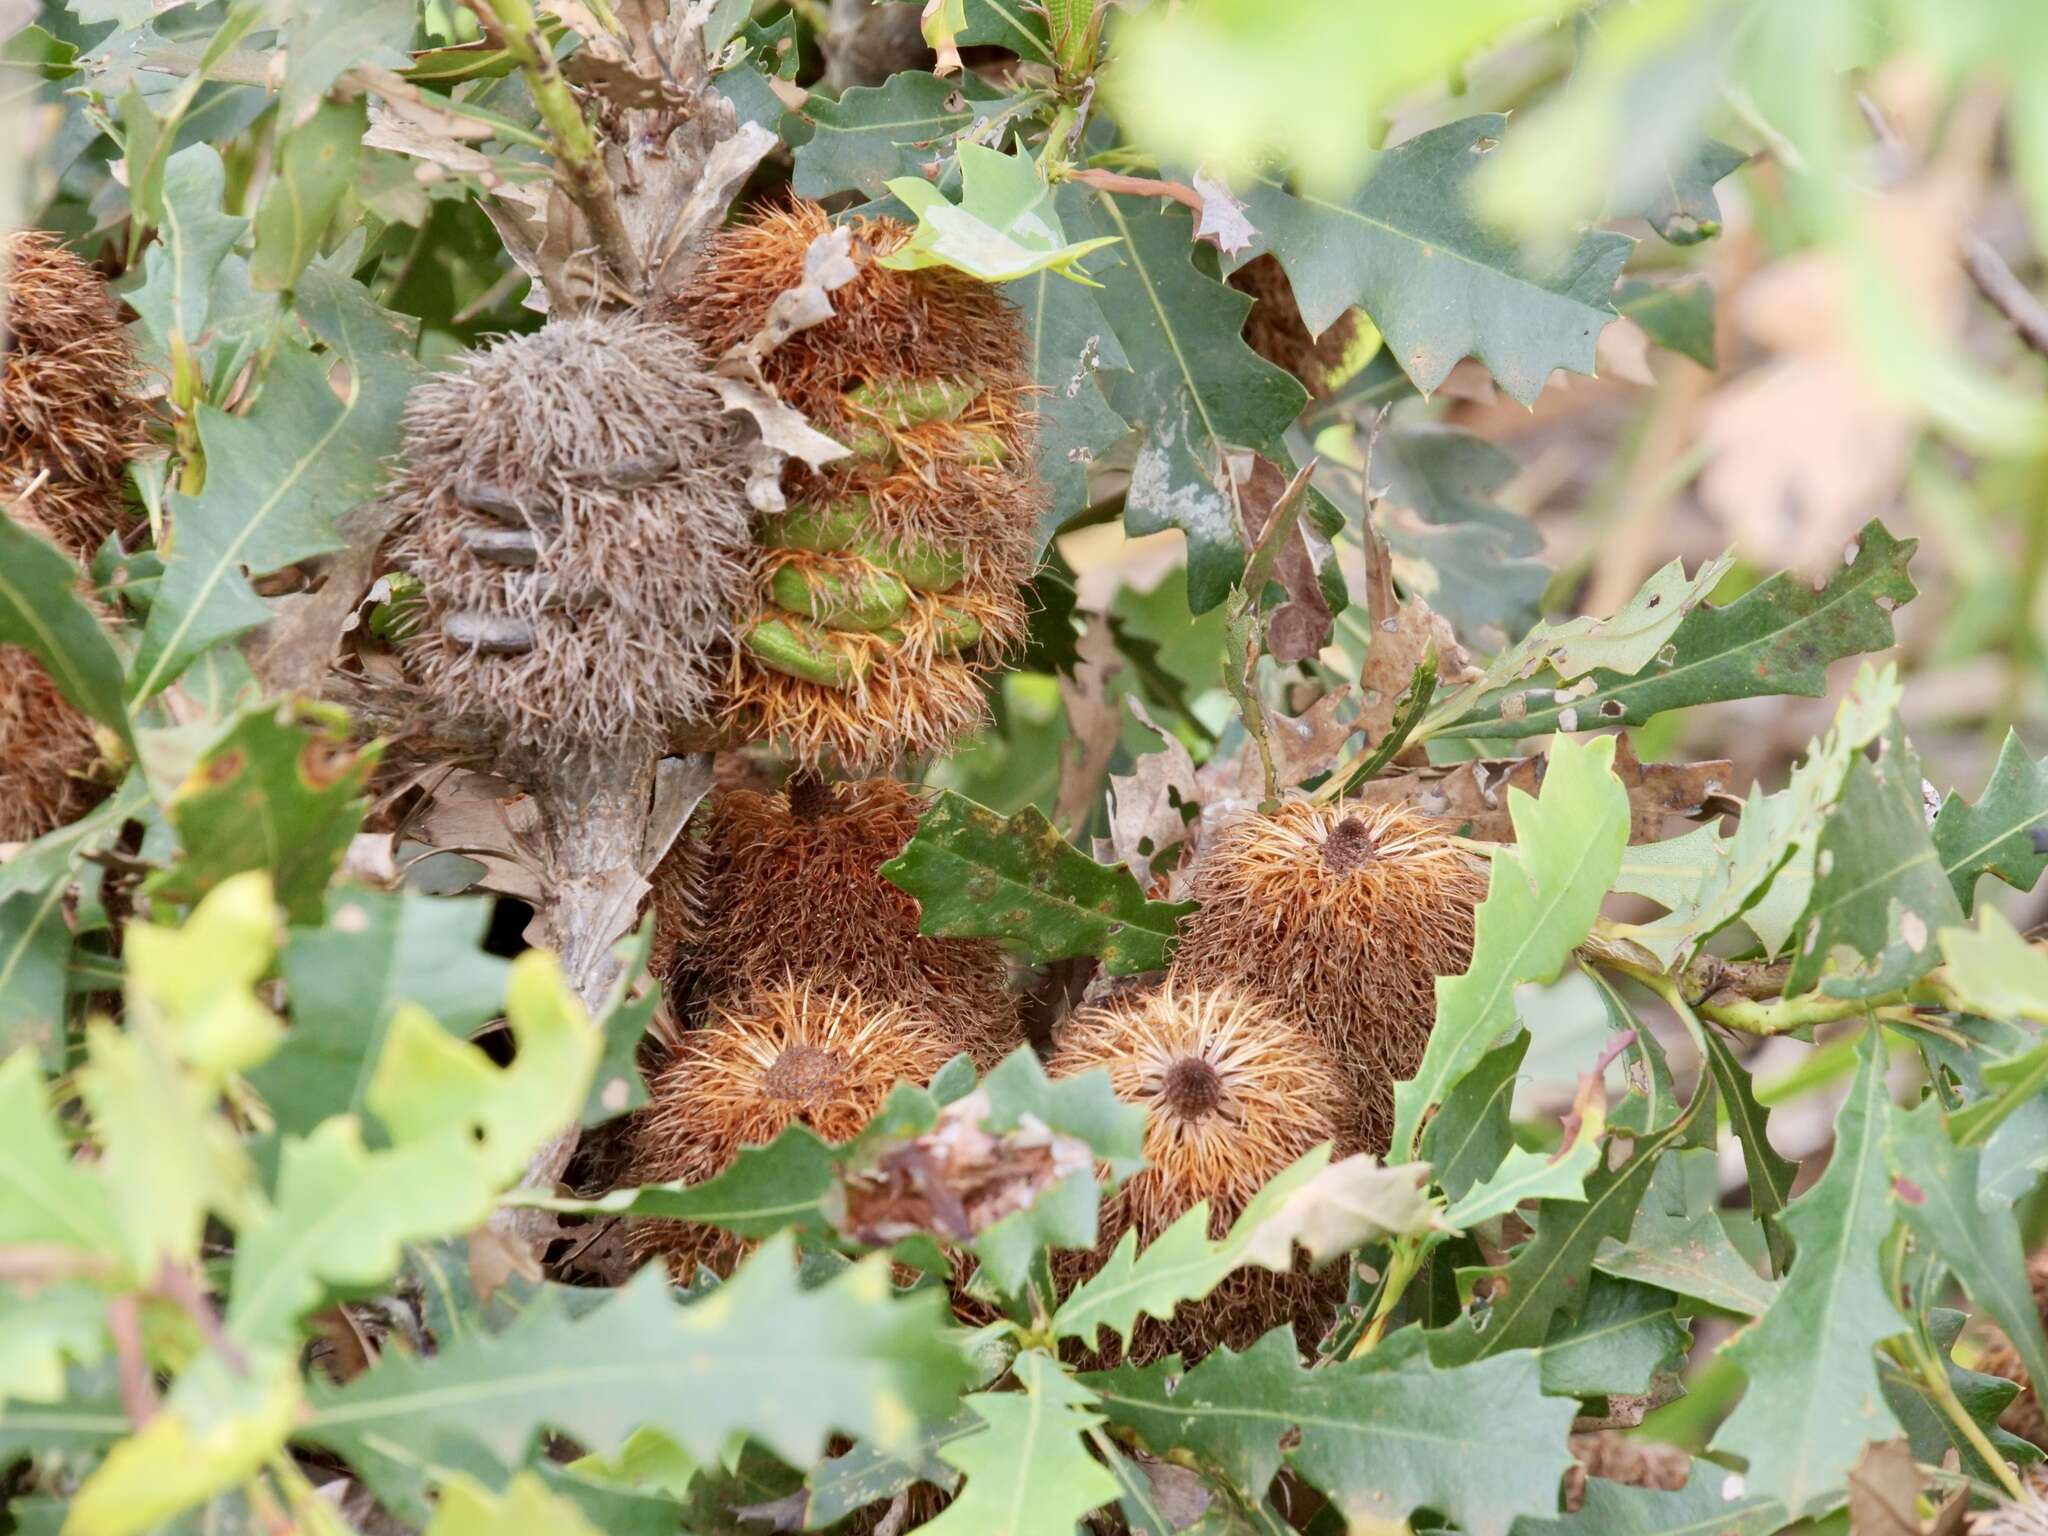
<box><xmin>792</xmin><ymin>72</ymin><xmax>989</xmax><ymax>201</ymax></box>
<box><xmin>1511</xmin><ymin>1460</ymin><xmax>1786</xmax><ymax>1535</ymax></box>
<box><xmin>1783</xmin><ymin>719</ymin><xmax>1964</xmax><ymax>998</ymax></box>
<box><xmin>1053</xmin><ymin>1150</ymin><xmax>1435</xmax><ymax>1350</ymax></box>
<box><xmin>132</xmin><ymin>267</ymin><xmax>423</xmax><ymax>699</ymax></box>
<box><xmin>0</xmin><ymin>1284</ymin><xmax>106</xmax><ymax>1407</ymax></box>
<box><xmin>1616</xmin><ymin>276</ymin><xmax>1717</xmax><ymax>369</ymax></box>
<box><xmin>1939</xmin><ymin>907</ymin><xmax>2048</xmax><ymax>1026</ymax></box>
<box><xmin>1699</xmin><ymin>1030</ymin><xmax>1796</xmax><ymax>1273</ymax></box>
<box><xmin>1711</xmin><ymin>1028</ymin><xmax>1901</xmax><ymax>1516</ymax></box>
<box><xmin>0</xmin><ymin>1049</ymin><xmax>122</xmax><ymax>1258</ymax></box>
<box><xmin>1594</xmin><ymin>1151</ymin><xmax>1779</xmax><ymax>1316</ymax></box>
<box><xmin>1885</xmin><ymin>1098</ymin><xmax>2048</xmax><ymax>1418</ymax></box>
<box><xmin>1435</xmin><ymin>520</ymin><xmax>1917</xmax><ymax>741</ymax></box>
<box><xmin>1634</xmin><ymin>137</ymin><xmax>1750</xmax><ymax>244</ymax></box>
<box><xmin>121</xmin><ymin>870</ymin><xmax>282</xmax><ymax>1084</ymax></box>
<box><xmin>304</xmin><ymin>1245</ymin><xmax>975</xmax><ymax>1516</ymax></box>
<box><xmin>0</xmin><ymin>885</ymin><xmax>72</xmax><ymax>1071</ymax></box>
<box><xmin>1537</xmin><ymin>1273</ymin><xmax>1691</xmax><ymax>1399</ymax></box>
<box><xmin>125</xmin><ymin>142</ymin><xmax>247</xmax><ymax>356</ymax></box>
<box><xmin>959</xmin><ymin>0</ymin><xmax>1053</xmax><ymax>61</ymax></box>
<box><xmin>1420</xmin><ymin>1032</ymin><xmax>1529</xmax><ymax>1204</ymax></box>
<box><xmin>880</xmin><ymin>790</ymin><xmax>1194</xmax><ymax>975</ymax></box>
<box><xmin>918</xmin><ymin>1352</ymin><xmax>1119</xmax><ymax>1536</ymax></box>
<box><xmin>1002</xmin><ymin>244</ymin><xmax>1131</xmax><ymax>541</ymax></box>
<box><xmin>0</xmin><ymin>510</ymin><xmax>133</xmax><ymax>749</ymax></box>
<box><xmin>1878</xmin><ymin>1308</ymin><xmax>2043</xmax><ymax>1486</ymax></box>
<box><xmin>1442</xmin><ymin>1128</ymin><xmax>1604</xmax><ymax>1232</ymax></box>
<box><xmin>883</xmin><ymin>144</ymin><xmax>1120</xmax><ymax>284</ymax></box>
<box><xmin>1933</xmin><ymin>729</ymin><xmax>2048</xmax><ymax>912</ymax></box>
<box><xmin>1087</xmin><ymin>1329</ymin><xmax>1578</xmax><ymax>1536</ymax></box>
<box><xmin>803</xmin><ymin>1409</ymin><xmax>978</xmax><ymax>1527</ymax></box>
<box><xmin>1236</xmin><ymin>117</ymin><xmax>1632</xmax><ymax>405</ymax></box>
<box><xmin>251</xmin><ymin>888</ymin><xmax>510</xmax><ymax>1137</ymax></box>
<box><xmin>249</xmin><ymin>96</ymin><xmax>363</xmax><ymax>292</ymax></box>
<box><xmin>140</xmin><ymin>700</ymin><xmax>376</xmax><ymax>925</ymax></box>
<box><xmin>1390</xmin><ymin>734</ymin><xmax>1629</xmax><ymax>1162</ymax></box>
<box><xmin>1073</xmin><ymin>191</ymin><xmax>1308</xmax><ymax>611</ymax></box>
<box><xmin>277</xmin><ymin>0</ymin><xmax>414</xmax><ymax>128</ymax></box>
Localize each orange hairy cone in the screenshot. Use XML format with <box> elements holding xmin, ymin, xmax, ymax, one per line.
<box><xmin>1230</xmin><ymin>253</ymin><xmax>1369</xmax><ymax>399</ymax></box>
<box><xmin>1046</xmin><ymin>980</ymin><xmax>1358</xmax><ymax>1364</ymax></box>
<box><xmin>651</xmin><ymin>778</ymin><xmax>1018</xmax><ymax>1060</ymax></box>
<box><xmin>624</xmin><ymin>979</ymin><xmax>971</xmax><ymax>1278</ymax></box>
<box><xmin>1171</xmin><ymin>799</ymin><xmax>1489</xmax><ymax>1153</ymax></box>
<box><xmin>667</xmin><ymin>199</ymin><xmax>1043</xmax><ymax>768</ymax></box>
<box><xmin>1980</xmin><ymin>1250</ymin><xmax>2048</xmax><ymax>1448</ymax></box>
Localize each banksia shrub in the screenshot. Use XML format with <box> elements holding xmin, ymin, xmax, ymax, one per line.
<box><xmin>1171</xmin><ymin>799</ymin><xmax>1490</xmax><ymax>1151</ymax></box>
<box><xmin>668</xmin><ymin>200</ymin><xmax>1040</xmax><ymax>768</ymax></box>
<box><xmin>626</xmin><ymin>979</ymin><xmax>972</xmax><ymax>1277</ymax></box>
<box><xmin>1046</xmin><ymin>980</ymin><xmax>1356</xmax><ymax>1361</ymax></box>
<box><xmin>382</xmin><ymin>316</ymin><xmax>754</xmax><ymax>748</ymax></box>
<box><xmin>651</xmin><ymin>776</ymin><xmax>1016</xmax><ymax>1055</ymax></box>
<box><xmin>2</xmin><ymin>231</ymin><xmax>145</xmax><ymax>556</ymax></box>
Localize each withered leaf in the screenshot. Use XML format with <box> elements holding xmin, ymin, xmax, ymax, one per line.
<box><xmin>1229</xmin><ymin>450</ymin><xmax>1332</xmax><ymax>664</ymax></box>
<box><xmin>1356</xmin><ymin>745</ymin><xmax>1733</xmax><ymax>845</ymax></box>
<box><xmin>1106</xmin><ymin>696</ymin><xmax>1200</xmax><ymax>887</ymax></box>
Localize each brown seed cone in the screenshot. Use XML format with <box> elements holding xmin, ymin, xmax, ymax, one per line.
<box><xmin>652</xmin><ymin>778</ymin><xmax>1018</xmax><ymax>1057</ymax></box>
<box><xmin>1562</xmin><ymin>1434</ymin><xmax>1693</xmax><ymax>1512</ymax></box>
<box><xmin>1171</xmin><ymin>799</ymin><xmax>1489</xmax><ymax>1153</ymax></box>
<box><xmin>2</xmin><ymin>231</ymin><xmax>147</xmax><ymax>556</ymax></box>
<box><xmin>1230</xmin><ymin>253</ymin><xmax>1370</xmax><ymax>400</ymax></box>
<box><xmin>1046</xmin><ymin>980</ymin><xmax>1358</xmax><ymax>1365</ymax></box>
<box><xmin>382</xmin><ymin>316</ymin><xmax>754</xmax><ymax>749</ymax></box>
<box><xmin>1980</xmin><ymin>1249</ymin><xmax>2048</xmax><ymax>1448</ymax></box>
<box><xmin>624</xmin><ymin>978</ymin><xmax>977</xmax><ymax>1278</ymax></box>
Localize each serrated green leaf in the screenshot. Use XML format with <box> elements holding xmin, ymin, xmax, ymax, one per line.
<box><xmin>549</xmin><ymin>1121</ymin><xmax>845</xmax><ymax>1238</ymax></box>
<box><xmin>1443</xmin><ymin>1129</ymin><xmax>1603</xmax><ymax>1232</ymax></box>
<box><xmin>122</xmin><ymin>870</ymin><xmax>282</xmax><ymax>1083</ymax></box>
<box><xmin>1885</xmin><ymin>1098</ymin><xmax>2048</xmax><ymax>1422</ymax></box>
<box><xmin>1510</xmin><ymin>1460</ymin><xmax>1786</xmax><ymax>1535</ymax></box>
<box><xmin>132</xmin><ymin>268</ymin><xmax>423</xmax><ymax>699</ymax></box>
<box><xmin>1537</xmin><ymin>1272</ymin><xmax>1690</xmax><ymax>1399</ymax></box>
<box><xmin>1391</xmin><ymin>734</ymin><xmax>1629</xmax><ymax>1162</ymax></box>
<box><xmin>277</xmin><ymin>0</ymin><xmax>415</xmax><ymax>128</ymax></box>
<box><xmin>126</xmin><ymin>142</ymin><xmax>246</xmax><ymax>354</ymax></box>
<box><xmin>1939</xmin><ymin>907</ymin><xmax>2048</xmax><ymax>1025</ymax></box>
<box><xmin>959</xmin><ymin>0</ymin><xmax>1053</xmax><ymax>62</ymax></box>
<box><xmin>1877</xmin><ymin>1308</ymin><xmax>2043</xmax><ymax>1486</ymax></box>
<box><xmin>1053</xmin><ymin>1149</ymin><xmax>1435</xmax><ymax>1350</ymax></box>
<box><xmin>880</xmin><ymin>790</ymin><xmax>1194</xmax><ymax>975</ymax></box>
<box><xmin>1616</xmin><ymin>276</ymin><xmax>1717</xmax><ymax>369</ymax></box>
<box><xmin>0</xmin><ymin>510</ymin><xmax>133</xmax><ymax>750</ymax></box>
<box><xmin>883</xmin><ymin>144</ymin><xmax>1120</xmax><ymax>284</ymax></box>
<box><xmin>140</xmin><ymin>700</ymin><xmax>375</xmax><ymax>925</ymax></box>
<box><xmin>1699</xmin><ymin>1030</ymin><xmax>1796</xmax><ymax>1273</ymax></box>
<box><xmin>1436</xmin><ymin>520</ymin><xmax>1917</xmax><ymax>741</ymax></box>
<box><xmin>1710</xmin><ymin>1028</ymin><xmax>1901</xmax><ymax>1516</ymax></box>
<box><xmin>919</xmin><ymin>1352</ymin><xmax>1119</xmax><ymax>1536</ymax></box>
<box><xmin>1783</xmin><ymin>718</ymin><xmax>1963</xmax><ymax>998</ymax></box>
<box><xmin>792</xmin><ymin>72</ymin><xmax>988</xmax><ymax>201</ymax></box>
<box><xmin>1594</xmin><ymin>1150</ymin><xmax>1779</xmax><ymax>1316</ymax></box>
<box><xmin>249</xmin><ymin>96</ymin><xmax>363</xmax><ymax>292</ymax></box>
<box><xmin>304</xmin><ymin>1244</ymin><xmax>975</xmax><ymax>1515</ymax></box>
<box><xmin>1236</xmin><ymin>116</ymin><xmax>1632</xmax><ymax>405</ymax></box>
<box><xmin>1420</xmin><ymin>1031</ymin><xmax>1529</xmax><ymax>1203</ymax></box>
<box><xmin>252</xmin><ymin>888</ymin><xmax>511</xmax><ymax>1138</ymax></box>
<box><xmin>0</xmin><ymin>884</ymin><xmax>72</xmax><ymax>1071</ymax></box>
<box><xmin>1636</xmin><ymin>137</ymin><xmax>1750</xmax><ymax>245</ymax></box>
<box><xmin>803</xmin><ymin>1409</ymin><xmax>977</xmax><ymax>1527</ymax></box>
<box><xmin>1951</xmin><ymin>1036</ymin><xmax>2048</xmax><ymax>1150</ymax></box>
<box><xmin>1073</xmin><ymin>191</ymin><xmax>1308</xmax><ymax>612</ymax></box>
<box><xmin>1088</xmin><ymin>1329</ymin><xmax>1578</xmax><ymax>1536</ymax></box>
<box><xmin>1933</xmin><ymin>729</ymin><xmax>2048</xmax><ymax>912</ymax></box>
<box><xmin>0</xmin><ymin>1049</ymin><xmax>122</xmax><ymax>1258</ymax></box>
<box><xmin>0</xmin><ymin>1284</ymin><xmax>106</xmax><ymax>1406</ymax></box>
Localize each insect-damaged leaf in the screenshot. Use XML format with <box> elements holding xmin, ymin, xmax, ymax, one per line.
<box><xmin>881</xmin><ymin>790</ymin><xmax>1194</xmax><ymax>975</ymax></box>
<box><xmin>1933</xmin><ymin>729</ymin><xmax>2048</xmax><ymax>912</ymax></box>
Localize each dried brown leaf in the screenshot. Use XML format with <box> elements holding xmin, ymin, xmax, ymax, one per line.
<box><xmin>1357</xmin><ymin>745</ymin><xmax>1732</xmax><ymax>844</ymax></box>
<box><xmin>1106</xmin><ymin>696</ymin><xmax>1200</xmax><ymax>887</ymax></box>
<box><xmin>1053</xmin><ymin>617</ymin><xmax>1127</xmax><ymax>838</ymax></box>
<box><xmin>1229</xmin><ymin>450</ymin><xmax>1332</xmax><ymax>664</ymax></box>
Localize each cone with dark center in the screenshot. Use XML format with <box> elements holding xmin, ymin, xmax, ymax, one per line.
<box><xmin>624</xmin><ymin>978</ymin><xmax>972</xmax><ymax>1278</ymax></box>
<box><xmin>1230</xmin><ymin>253</ymin><xmax>1375</xmax><ymax>399</ymax></box>
<box><xmin>1170</xmin><ymin>798</ymin><xmax>1490</xmax><ymax>1153</ymax></box>
<box><xmin>1045</xmin><ymin>980</ymin><xmax>1358</xmax><ymax>1363</ymax></box>
<box><xmin>651</xmin><ymin>776</ymin><xmax>1018</xmax><ymax>1059</ymax></box>
<box><xmin>381</xmin><ymin>316</ymin><xmax>755</xmax><ymax>750</ymax></box>
<box><xmin>666</xmin><ymin>199</ymin><xmax>1041</xmax><ymax>769</ymax></box>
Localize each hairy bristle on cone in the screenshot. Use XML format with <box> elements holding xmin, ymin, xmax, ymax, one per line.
<box><xmin>1047</xmin><ymin>980</ymin><xmax>1355</xmax><ymax>1361</ymax></box>
<box><xmin>1980</xmin><ymin>1249</ymin><xmax>2048</xmax><ymax>1448</ymax></box>
<box><xmin>383</xmin><ymin>316</ymin><xmax>753</xmax><ymax>747</ymax></box>
<box><xmin>1230</xmin><ymin>253</ymin><xmax>1369</xmax><ymax>400</ymax></box>
<box><xmin>652</xmin><ymin>779</ymin><xmax>1017</xmax><ymax>1058</ymax></box>
<box><xmin>625</xmin><ymin>979</ymin><xmax>967</xmax><ymax>1276</ymax></box>
<box><xmin>1</xmin><ymin>500</ymin><xmax>113</xmax><ymax>843</ymax></box>
<box><xmin>1171</xmin><ymin>798</ymin><xmax>1489</xmax><ymax>1153</ymax></box>
<box><xmin>2</xmin><ymin>232</ymin><xmax>146</xmax><ymax>557</ymax></box>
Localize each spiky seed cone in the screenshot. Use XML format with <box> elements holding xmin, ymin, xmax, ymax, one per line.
<box><xmin>625</xmin><ymin>979</ymin><xmax>971</xmax><ymax>1277</ymax></box>
<box><xmin>652</xmin><ymin>778</ymin><xmax>1018</xmax><ymax>1059</ymax></box>
<box><xmin>0</xmin><ymin>501</ymin><xmax>112</xmax><ymax>844</ymax></box>
<box><xmin>1979</xmin><ymin>1249</ymin><xmax>2048</xmax><ymax>1448</ymax></box>
<box><xmin>1171</xmin><ymin>799</ymin><xmax>1489</xmax><ymax>1153</ymax></box>
<box><xmin>1230</xmin><ymin>254</ymin><xmax>1372</xmax><ymax>399</ymax></box>
<box><xmin>382</xmin><ymin>316</ymin><xmax>754</xmax><ymax>748</ymax></box>
<box><xmin>2</xmin><ymin>232</ymin><xmax>147</xmax><ymax>557</ymax></box>
<box><xmin>668</xmin><ymin>199</ymin><xmax>1043</xmax><ymax>768</ymax></box>
<box><xmin>1046</xmin><ymin>980</ymin><xmax>1358</xmax><ymax>1363</ymax></box>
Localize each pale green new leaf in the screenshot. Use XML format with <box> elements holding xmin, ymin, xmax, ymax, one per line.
<box><xmin>1053</xmin><ymin>1149</ymin><xmax>1435</xmax><ymax>1349</ymax></box>
<box><xmin>1939</xmin><ymin>907</ymin><xmax>2048</xmax><ymax>1024</ymax></box>
<box><xmin>882</xmin><ymin>144</ymin><xmax>1119</xmax><ymax>284</ymax></box>
<box><xmin>424</xmin><ymin>1472</ymin><xmax>605</xmax><ymax>1536</ymax></box>
<box><xmin>1390</xmin><ymin>734</ymin><xmax>1629</xmax><ymax>1161</ymax></box>
<box><xmin>1711</xmin><ymin>1028</ymin><xmax>1902</xmax><ymax>1516</ymax></box>
<box><xmin>919</xmin><ymin>1352</ymin><xmax>1119</xmax><ymax>1536</ymax></box>
<box><xmin>1442</xmin><ymin>1131</ymin><xmax>1603</xmax><ymax>1232</ymax></box>
<box><xmin>0</xmin><ymin>1285</ymin><xmax>106</xmax><ymax>1406</ymax></box>
<box><xmin>0</xmin><ymin>1051</ymin><xmax>120</xmax><ymax>1258</ymax></box>
<box><xmin>121</xmin><ymin>870</ymin><xmax>282</xmax><ymax>1085</ymax></box>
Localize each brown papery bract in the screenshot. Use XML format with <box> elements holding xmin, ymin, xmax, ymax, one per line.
<box><xmin>624</xmin><ymin>979</ymin><xmax>969</xmax><ymax>1278</ymax></box>
<box><xmin>382</xmin><ymin>316</ymin><xmax>754</xmax><ymax>749</ymax></box>
<box><xmin>1046</xmin><ymin>980</ymin><xmax>1358</xmax><ymax>1363</ymax></box>
<box><xmin>1171</xmin><ymin>798</ymin><xmax>1490</xmax><ymax>1154</ymax></box>
<box><xmin>654</xmin><ymin>779</ymin><xmax>1018</xmax><ymax>1059</ymax></box>
<box><xmin>2</xmin><ymin>231</ymin><xmax>148</xmax><ymax>557</ymax></box>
